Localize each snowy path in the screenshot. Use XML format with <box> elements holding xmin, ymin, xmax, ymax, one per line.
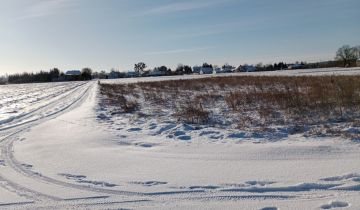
<box><xmin>0</xmin><ymin>71</ymin><xmax>359</xmax><ymax>209</ymax></box>
<box><xmin>0</xmin><ymin>82</ymin><xmax>124</xmax><ymax>208</ymax></box>
<box><xmin>0</xmin><ymin>82</ymin><xmax>155</xmax><ymax>209</ymax></box>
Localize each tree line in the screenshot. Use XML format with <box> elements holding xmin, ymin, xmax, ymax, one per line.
<box><xmin>7</xmin><ymin>68</ymin><xmax>92</xmax><ymax>84</ymax></box>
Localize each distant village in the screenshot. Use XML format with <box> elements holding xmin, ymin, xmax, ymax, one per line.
<box><xmin>1</xmin><ymin>44</ymin><xmax>359</xmax><ymax>84</ymax></box>
<box><xmin>100</xmin><ymin>62</ymin><xmax>290</xmax><ymax>79</ymax></box>
<box><xmin>92</xmin><ymin>59</ymin><xmax>359</xmax><ymax>80</ymax></box>
<box><xmin>1</xmin><ymin>60</ymin><xmax>359</xmax><ymax>85</ymax></box>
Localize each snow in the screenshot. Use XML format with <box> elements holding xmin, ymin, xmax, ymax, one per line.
<box><xmin>0</xmin><ymin>82</ymin><xmax>87</xmax><ymax>130</ymax></box>
<box><xmin>102</xmin><ymin>67</ymin><xmax>360</xmax><ymax>84</ymax></box>
<box><xmin>0</xmin><ymin>187</ymin><xmax>32</xmax><ymax>206</ymax></box>
<box><xmin>0</xmin><ymin>68</ymin><xmax>359</xmax><ymax>209</ymax></box>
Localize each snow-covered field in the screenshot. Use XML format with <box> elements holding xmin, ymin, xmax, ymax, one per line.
<box><xmin>0</xmin><ymin>68</ymin><xmax>360</xmax><ymax>209</ymax></box>
<box><xmin>0</xmin><ymin>82</ymin><xmax>87</xmax><ymax>130</ymax></box>
<box><xmin>102</xmin><ymin>67</ymin><xmax>360</xmax><ymax>84</ymax></box>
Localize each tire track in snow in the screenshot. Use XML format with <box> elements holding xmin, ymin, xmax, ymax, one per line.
<box><xmin>0</xmin><ymin>82</ymin><xmax>157</xmax><ymax>208</ymax></box>
<box><xmin>0</xmin><ymin>82</ymin><xmax>95</xmax><ymax>202</ymax></box>
<box><xmin>0</xmin><ymin>82</ymin><xmax>88</xmax><ymax>132</ymax></box>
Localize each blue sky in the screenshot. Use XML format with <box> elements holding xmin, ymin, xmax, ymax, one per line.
<box><xmin>0</xmin><ymin>0</ymin><xmax>359</xmax><ymax>74</ymax></box>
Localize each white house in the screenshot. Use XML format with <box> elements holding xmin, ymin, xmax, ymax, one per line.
<box><xmin>215</xmin><ymin>67</ymin><xmax>222</xmax><ymax>73</ymax></box>
<box><xmin>193</xmin><ymin>66</ymin><xmax>214</xmax><ymax>74</ymax></box>
<box><xmin>219</xmin><ymin>65</ymin><xmax>235</xmax><ymax>73</ymax></box>
<box><xmin>200</xmin><ymin>67</ymin><xmax>214</xmax><ymax>74</ymax></box>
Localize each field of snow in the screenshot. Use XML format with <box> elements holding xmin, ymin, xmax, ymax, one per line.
<box><xmin>0</xmin><ymin>68</ymin><xmax>360</xmax><ymax>209</ymax></box>
<box><xmin>101</xmin><ymin>67</ymin><xmax>360</xmax><ymax>84</ymax></box>
<box><xmin>0</xmin><ymin>82</ymin><xmax>87</xmax><ymax>130</ymax></box>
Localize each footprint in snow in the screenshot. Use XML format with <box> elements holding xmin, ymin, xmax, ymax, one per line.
<box><xmin>156</xmin><ymin>124</ymin><xmax>177</xmax><ymax>134</ymax></box>
<box><xmin>178</xmin><ymin>135</ymin><xmax>191</xmax><ymax>141</ymax></box>
<box><xmin>321</xmin><ymin>173</ymin><xmax>360</xmax><ymax>182</ymax></box>
<box><xmin>228</xmin><ymin>132</ymin><xmax>247</xmax><ymax>139</ymax></box>
<box><xmin>97</xmin><ymin>113</ymin><xmax>110</xmax><ymax>120</ymax></box>
<box><xmin>188</xmin><ymin>185</ymin><xmax>220</xmax><ymax>190</ymax></box>
<box><xmin>199</xmin><ymin>131</ymin><xmax>220</xmax><ymax>136</ymax></box>
<box><xmin>148</xmin><ymin>123</ymin><xmax>157</xmax><ymax>130</ymax></box>
<box><xmin>321</xmin><ymin>201</ymin><xmax>349</xmax><ymax>209</ymax></box>
<box><xmin>21</xmin><ymin>164</ymin><xmax>33</xmax><ymax>170</ymax></box>
<box><xmin>127</xmin><ymin>128</ymin><xmax>142</xmax><ymax>132</ymax></box>
<box><xmin>117</xmin><ymin>141</ymin><xmax>132</xmax><ymax>146</ymax></box>
<box><xmin>117</xmin><ymin>135</ymin><xmax>127</xmax><ymax>138</ymax></box>
<box><xmin>174</xmin><ymin>131</ymin><xmax>186</xmax><ymax>137</ymax></box>
<box><xmin>59</xmin><ymin>173</ymin><xmax>118</xmax><ymax>188</ymax></box>
<box><xmin>245</xmin><ymin>180</ymin><xmax>276</xmax><ymax>186</ymax></box>
<box><xmin>134</xmin><ymin>142</ymin><xmax>157</xmax><ymax>148</ymax></box>
<box><xmin>130</xmin><ymin>181</ymin><xmax>168</xmax><ymax>187</ymax></box>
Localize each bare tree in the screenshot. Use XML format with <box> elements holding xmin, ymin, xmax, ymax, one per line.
<box><xmin>134</xmin><ymin>62</ymin><xmax>147</xmax><ymax>74</ymax></box>
<box><xmin>335</xmin><ymin>45</ymin><xmax>358</xmax><ymax>67</ymax></box>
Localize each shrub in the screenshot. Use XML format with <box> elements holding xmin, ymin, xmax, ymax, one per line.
<box><xmin>175</xmin><ymin>101</ymin><xmax>210</xmax><ymax>124</ymax></box>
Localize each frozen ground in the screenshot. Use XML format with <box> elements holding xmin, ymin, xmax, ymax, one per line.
<box><xmin>0</xmin><ymin>68</ymin><xmax>359</xmax><ymax>209</ymax></box>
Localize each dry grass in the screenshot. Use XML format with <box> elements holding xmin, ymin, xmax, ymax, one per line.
<box><xmin>175</xmin><ymin>100</ymin><xmax>210</xmax><ymax>124</ymax></box>
<box><xmin>100</xmin><ymin>84</ymin><xmax>139</xmax><ymax>113</ymax></box>
<box><xmin>100</xmin><ymin>75</ymin><xmax>360</xmax><ymax>128</ymax></box>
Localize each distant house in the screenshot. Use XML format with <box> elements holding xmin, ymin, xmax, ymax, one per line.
<box><xmin>65</xmin><ymin>70</ymin><xmax>81</xmax><ymax>76</ymax></box>
<box><xmin>192</xmin><ymin>66</ymin><xmax>202</xmax><ymax>74</ymax></box>
<box><xmin>239</xmin><ymin>65</ymin><xmax>256</xmax><ymax>72</ymax></box>
<box><xmin>65</xmin><ymin>70</ymin><xmax>81</xmax><ymax>80</ymax></box>
<box><xmin>126</xmin><ymin>70</ymin><xmax>140</xmax><ymax>78</ymax></box>
<box><xmin>108</xmin><ymin>71</ymin><xmax>125</xmax><ymax>79</ymax></box>
<box><xmin>108</xmin><ymin>71</ymin><xmax>118</xmax><ymax>79</ymax></box>
<box><xmin>215</xmin><ymin>67</ymin><xmax>222</xmax><ymax>73</ymax></box>
<box><xmin>287</xmin><ymin>63</ymin><xmax>305</xmax><ymax>70</ymax></box>
<box><xmin>201</xmin><ymin>67</ymin><xmax>214</xmax><ymax>74</ymax></box>
<box><xmin>192</xmin><ymin>66</ymin><xmax>213</xmax><ymax>74</ymax></box>
<box><xmin>148</xmin><ymin>69</ymin><xmax>166</xmax><ymax>77</ymax></box>
<box><xmin>219</xmin><ymin>65</ymin><xmax>235</xmax><ymax>73</ymax></box>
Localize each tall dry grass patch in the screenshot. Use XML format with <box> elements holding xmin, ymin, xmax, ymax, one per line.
<box><xmin>100</xmin><ymin>75</ymin><xmax>360</xmax><ymax>128</ymax></box>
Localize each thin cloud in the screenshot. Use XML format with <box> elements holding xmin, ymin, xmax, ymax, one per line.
<box><xmin>172</xmin><ymin>18</ymin><xmax>269</xmax><ymax>39</ymax></box>
<box><xmin>17</xmin><ymin>0</ymin><xmax>76</xmax><ymax>20</ymax></box>
<box><xmin>145</xmin><ymin>47</ymin><xmax>213</xmax><ymax>55</ymax></box>
<box><xmin>134</xmin><ymin>0</ymin><xmax>231</xmax><ymax>17</ymax></box>
<box><xmin>175</xmin><ymin>30</ymin><xmax>226</xmax><ymax>39</ymax></box>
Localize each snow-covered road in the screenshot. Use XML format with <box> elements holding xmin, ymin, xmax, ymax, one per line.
<box><xmin>0</xmin><ymin>69</ymin><xmax>359</xmax><ymax>209</ymax></box>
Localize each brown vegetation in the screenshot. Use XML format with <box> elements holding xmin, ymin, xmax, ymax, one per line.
<box><xmin>99</xmin><ymin>75</ymin><xmax>360</xmax><ymax>129</ymax></box>
<box><xmin>100</xmin><ymin>84</ymin><xmax>139</xmax><ymax>113</ymax></box>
